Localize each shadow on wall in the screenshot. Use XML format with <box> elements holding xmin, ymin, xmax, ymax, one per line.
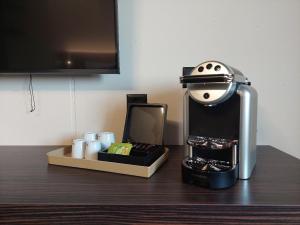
<box><xmin>256</xmin><ymin>103</ymin><xmax>293</xmax><ymax>155</ymax></box>
<box><xmin>165</xmin><ymin>120</ymin><xmax>181</xmax><ymax>145</ymax></box>
<box><xmin>0</xmin><ymin>0</ymin><xmax>136</xmax><ymax>91</ymax></box>
<box><xmin>101</xmin><ymin>99</ymin><xmax>127</xmax><ymax>143</ymax></box>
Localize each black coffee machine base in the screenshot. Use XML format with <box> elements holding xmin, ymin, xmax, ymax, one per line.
<box><xmin>182</xmin><ymin>159</ymin><xmax>238</xmax><ymax>189</ymax></box>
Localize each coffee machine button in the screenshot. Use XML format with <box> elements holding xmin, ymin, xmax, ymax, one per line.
<box><xmin>214</xmin><ymin>65</ymin><xmax>221</xmax><ymax>71</ymax></box>
<box><xmin>198</xmin><ymin>66</ymin><xmax>204</xmax><ymax>72</ymax></box>
<box><xmin>206</xmin><ymin>63</ymin><xmax>213</xmax><ymax>69</ymax></box>
<box><xmin>203</xmin><ymin>93</ymin><xmax>210</xmax><ymax>99</ymax></box>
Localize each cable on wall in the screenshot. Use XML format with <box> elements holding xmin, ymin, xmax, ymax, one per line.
<box><xmin>70</xmin><ymin>76</ymin><xmax>78</xmax><ymax>137</ymax></box>
<box><xmin>29</xmin><ymin>73</ymin><xmax>36</xmax><ymax>112</ymax></box>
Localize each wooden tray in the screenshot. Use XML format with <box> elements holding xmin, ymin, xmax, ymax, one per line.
<box><xmin>47</xmin><ymin>147</ymin><xmax>169</xmax><ymax>178</ymax></box>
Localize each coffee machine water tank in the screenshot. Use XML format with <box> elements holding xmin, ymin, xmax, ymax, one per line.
<box><xmin>180</xmin><ymin>61</ymin><xmax>257</xmax><ymax>189</ymax></box>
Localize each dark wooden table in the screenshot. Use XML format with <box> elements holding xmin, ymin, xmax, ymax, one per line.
<box><xmin>0</xmin><ymin>145</ymin><xmax>299</xmax><ymax>225</ymax></box>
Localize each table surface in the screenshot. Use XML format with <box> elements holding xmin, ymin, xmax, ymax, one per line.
<box><xmin>0</xmin><ymin>145</ymin><xmax>300</xmax><ymax>224</ymax></box>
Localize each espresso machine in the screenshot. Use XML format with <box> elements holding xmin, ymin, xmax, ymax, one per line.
<box><xmin>180</xmin><ymin>60</ymin><xmax>257</xmax><ymax>189</ymax></box>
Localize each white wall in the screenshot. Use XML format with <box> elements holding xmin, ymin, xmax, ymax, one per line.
<box><xmin>0</xmin><ymin>0</ymin><xmax>299</xmax><ymax>159</ymax></box>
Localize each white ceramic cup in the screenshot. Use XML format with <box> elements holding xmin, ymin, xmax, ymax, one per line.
<box><xmin>98</xmin><ymin>132</ymin><xmax>115</xmax><ymax>150</ymax></box>
<box><xmin>72</xmin><ymin>139</ymin><xmax>86</xmax><ymax>159</ymax></box>
<box><xmin>84</xmin><ymin>132</ymin><xmax>97</xmax><ymax>142</ymax></box>
<box><xmin>85</xmin><ymin>140</ymin><xmax>102</xmax><ymax>160</ymax></box>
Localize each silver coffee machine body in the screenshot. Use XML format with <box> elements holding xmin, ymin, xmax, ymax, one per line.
<box><xmin>180</xmin><ymin>61</ymin><xmax>257</xmax><ymax>188</ymax></box>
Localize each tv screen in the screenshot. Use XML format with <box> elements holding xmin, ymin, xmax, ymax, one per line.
<box><xmin>0</xmin><ymin>0</ymin><xmax>119</xmax><ymax>74</ymax></box>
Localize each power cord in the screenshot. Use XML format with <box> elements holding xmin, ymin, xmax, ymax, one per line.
<box><xmin>29</xmin><ymin>74</ymin><xmax>36</xmax><ymax>112</ymax></box>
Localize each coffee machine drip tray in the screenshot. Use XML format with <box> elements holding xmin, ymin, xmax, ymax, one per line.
<box><xmin>182</xmin><ymin>136</ymin><xmax>238</xmax><ymax>189</ymax></box>
<box><xmin>182</xmin><ymin>157</ymin><xmax>238</xmax><ymax>189</ymax></box>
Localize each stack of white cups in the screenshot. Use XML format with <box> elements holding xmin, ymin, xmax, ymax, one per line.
<box><xmin>84</xmin><ymin>132</ymin><xmax>101</xmax><ymax>160</ymax></box>
<box><xmin>72</xmin><ymin>139</ymin><xmax>86</xmax><ymax>159</ymax></box>
<box><xmin>98</xmin><ymin>132</ymin><xmax>115</xmax><ymax>150</ymax></box>
<box><xmin>72</xmin><ymin>131</ymin><xmax>115</xmax><ymax>160</ymax></box>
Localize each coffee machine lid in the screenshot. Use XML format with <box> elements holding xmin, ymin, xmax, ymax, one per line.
<box><xmin>180</xmin><ymin>60</ymin><xmax>249</xmax><ymax>106</ymax></box>
<box><xmin>191</xmin><ymin>61</ymin><xmax>243</xmax><ymax>78</ymax></box>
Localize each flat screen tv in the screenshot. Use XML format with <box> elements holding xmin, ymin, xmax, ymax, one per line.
<box><xmin>0</xmin><ymin>0</ymin><xmax>119</xmax><ymax>74</ymax></box>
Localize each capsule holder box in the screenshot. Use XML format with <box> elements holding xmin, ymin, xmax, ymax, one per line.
<box><xmin>98</xmin><ymin>146</ymin><xmax>164</xmax><ymax>166</ymax></box>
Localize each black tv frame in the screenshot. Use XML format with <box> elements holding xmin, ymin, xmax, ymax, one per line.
<box><xmin>0</xmin><ymin>0</ymin><xmax>120</xmax><ymax>75</ymax></box>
